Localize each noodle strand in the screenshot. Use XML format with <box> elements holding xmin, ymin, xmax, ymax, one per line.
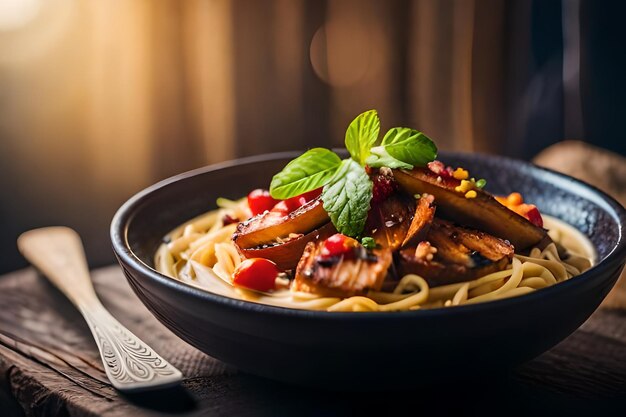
<box><xmin>155</xmin><ymin>202</ymin><xmax>593</xmax><ymax>312</ymax></box>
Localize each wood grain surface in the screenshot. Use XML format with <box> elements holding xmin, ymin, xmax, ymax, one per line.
<box><xmin>0</xmin><ymin>265</ymin><xmax>625</xmax><ymax>417</ymax></box>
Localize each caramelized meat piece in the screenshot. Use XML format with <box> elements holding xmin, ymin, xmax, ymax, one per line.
<box><xmin>393</xmin><ymin>168</ymin><xmax>548</xmax><ymax>250</ymax></box>
<box><xmin>402</xmin><ymin>193</ymin><xmax>436</xmax><ymax>247</ymax></box>
<box><xmin>396</xmin><ymin>219</ymin><xmax>514</xmax><ymax>287</ymax></box>
<box><xmin>237</xmin><ymin>222</ymin><xmax>336</xmax><ymax>271</ymax></box>
<box><xmin>293</xmin><ymin>241</ymin><xmax>392</xmax><ymax>298</ymax></box>
<box><xmin>365</xmin><ymin>194</ymin><xmax>414</xmax><ymax>251</ymax></box>
<box><xmin>233</xmin><ymin>197</ymin><xmax>329</xmax><ymax>249</ymax></box>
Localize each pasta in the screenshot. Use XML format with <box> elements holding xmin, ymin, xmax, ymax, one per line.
<box><xmin>153</xmin><ymin>113</ymin><xmax>594</xmax><ymax>312</ymax></box>
<box><xmin>155</xmin><ymin>198</ymin><xmax>593</xmax><ymax>312</ymax></box>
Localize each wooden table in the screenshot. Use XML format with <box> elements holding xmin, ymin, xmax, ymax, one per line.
<box><xmin>0</xmin><ymin>265</ymin><xmax>625</xmax><ymax>417</ymax></box>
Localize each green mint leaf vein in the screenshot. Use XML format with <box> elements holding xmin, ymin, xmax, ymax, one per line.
<box><xmin>382</xmin><ymin>127</ymin><xmax>437</xmax><ymax>167</ymax></box>
<box><xmin>345</xmin><ymin>110</ymin><xmax>380</xmax><ymax>166</ymax></box>
<box><xmin>269</xmin><ymin>148</ymin><xmax>342</xmax><ymax>199</ymax></box>
<box><xmin>365</xmin><ymin>146</ymin><xmax>413</xmax><ymax>169</ymax></box>
<box><xmin>322</xmin><ymin>159</ymin><xmax>372</xmax><ymax>237</ymax></box>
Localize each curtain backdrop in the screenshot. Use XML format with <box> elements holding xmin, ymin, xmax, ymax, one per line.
<box><xmin>0</xmin><ymin>0</ymin><xmax>565</xmax><ymax>271</ymax></box>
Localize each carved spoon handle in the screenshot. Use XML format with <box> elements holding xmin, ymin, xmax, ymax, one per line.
<box><xmin>17</xmin><ymin>227</ymin><xmax>183</xmax><ymax>392</ymax></box>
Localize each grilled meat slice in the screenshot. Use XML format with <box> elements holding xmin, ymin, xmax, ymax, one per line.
<box><xmin>393</xmin><ymin>167</ymin><xmax>548</xmax><ymax>250</ymax></box>
<box><xmin>293</xmin><ymin>240</ymin><xmax>392</xmax><ymax>298</ymax></box>
<box><xmin>402</xmin><ymin>193</ymin><xmax>436</xmax><ymax>247</ymax></box>
<box><xmin>396</xmin><ymin>219</ymin><xmax>514</xmax><ymax>287</ymax></box>
<box><xmin>365</xmin><ymin>194</ymin><xmax>415</xmax><ymax>251</ymax></box>
<box><xmin>237</xmin><ymin>222</ymin><xmax>337</xmax><ymax>270</ymax></box>
<box><xmin>233</xmin><ymin>197</ymin><xmax>329</xmax><ymax>249</ymax></box>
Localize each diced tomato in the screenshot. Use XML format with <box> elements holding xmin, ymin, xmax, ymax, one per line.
<box><xmin>270</xmin><ymin>188</ymin><xmax>323</xmax><ymax>216</ymax></box>
<box><xmin>496</xmin><ymin>192</ymin><xmax>543</xmax><ymax>228</ymax></box>
<box><xmin>232</xmin><ymin>258</ymin><xmax>280</xmax><ymax>292</ymax></box>
<box><xmin>269</xmin><ymin>200</ymin><xmax>294</xmax><ymax>216</ymax></box>
<box><xmin>320</xmin><ymin>233</ymin><xmax>356</xmax><ymax>258</ymax></box>
<box><xmin>518</xmin><ymin>204</ymin><xmax>543</xmax><ymax>228</ymax></box>
<box><xmin>283</xmin><ymin>188</ymin><xmax>322</xmax><ymax>209</ymax></box>
<box><xmin>300</xmin><ymin>187</ymin><xmax>323</xmax><ymax>201</ymax></box>
<box><xmin>247</xmin><ymin>189</ymin><xmax>279</xmax><ymax>216</ymax></box>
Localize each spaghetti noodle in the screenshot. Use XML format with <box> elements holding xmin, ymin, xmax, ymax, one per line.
<box><xmin>155</xmin><ymin>197</ymin><xmax>593</xmax><ymax>312</ymax></box>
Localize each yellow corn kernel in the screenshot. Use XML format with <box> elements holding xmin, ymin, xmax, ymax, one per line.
<box><xmin>465</xmin><ymin>190</ymin><xmax>477</xmax><ymax>199</ymax></box>
<box><xmin>453</xmin><ymin>168</ymin><xmax>469</xmax><ymax>180</ymax></box>
<box><xmin>454</xmin><ymin>180</ymin><xmax>473</xmax><ymax>193</ymax></box>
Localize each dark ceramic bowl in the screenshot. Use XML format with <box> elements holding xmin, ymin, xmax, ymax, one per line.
<box><xmin>111</xmin><ymin>151</ymin><xmax>626</xmax><ymax>389</ymax></box>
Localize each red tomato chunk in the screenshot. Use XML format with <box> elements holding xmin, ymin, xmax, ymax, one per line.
<box><xmin>247</xmin><ymin>189</ymin><xmax>279</xmax><ymax>216</ymax></box>
<box><xmin>232</xmin><ymin>258</ymin><xmax>280</xmax><ymax>292</ymax></box>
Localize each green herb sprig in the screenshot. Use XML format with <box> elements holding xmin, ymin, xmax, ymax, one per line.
<box><xmin>361</xmin><ymin>237</ymin><xmax>377</xmax><ymax>249</ymax></box>
<box><xmin>269</xmin><ymin>110</ymin><xmax>437</xmax><ymax>237</ymax></box>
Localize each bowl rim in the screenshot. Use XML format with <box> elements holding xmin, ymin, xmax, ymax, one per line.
<box><xmin>111</xmin><ymin>150</ymin><xmax>626</xmax><ymax>320</ymax></box>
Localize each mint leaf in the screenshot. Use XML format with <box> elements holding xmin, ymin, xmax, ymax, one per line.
<box><xmin>270</xmin><ymin>148</ymin><xmax>342</xmax><ymax>199</ymax></box>
<box><xmin>322</xmin><ymin>159</ymin><xmax>372</xmax><ymax>237</ymax></box>
<box><xmin>365</xmin><ymin>146</ymin><xmax>413</xmax><ymax>169</ymax></box>
<box><xmin>382</xmin><ymin>127</ymin><xmax>437</xmax><ymax>166</ymax></box>
<box><xmin>345</xmin><ymin>110</ymin><xmax>380</xmax><ymax>166</ymax></box>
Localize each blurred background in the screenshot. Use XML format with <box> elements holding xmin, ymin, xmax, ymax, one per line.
<box><xmin>0</xmin><ymin>0</ymin><xmax>624</xmax><ymax>273</ymax></box>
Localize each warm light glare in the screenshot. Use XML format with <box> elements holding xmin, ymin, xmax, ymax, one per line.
<box><xmin>0</xmin><ymin>0</ymin><xmax>41</xmax><ymax>31</ymax></box>
<box><xmin>310</xmin><ymin>19</ymin><xmax>371</xmax><ymax>87</ymax></box>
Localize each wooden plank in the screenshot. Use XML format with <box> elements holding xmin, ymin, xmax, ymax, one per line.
<box><xmin>0</xmin><ymin>266</ymin><xmax>625</xmax><ymax>416</ymax></box>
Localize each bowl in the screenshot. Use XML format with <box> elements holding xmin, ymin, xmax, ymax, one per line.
<box><xmin>111</xmin><ymin>151</ymin><xmax>626</xmax><ymax>389</ymax></box>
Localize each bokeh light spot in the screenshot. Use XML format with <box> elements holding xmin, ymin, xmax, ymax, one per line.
<box><xmin>310</xmin><ymin>18</ymin><xmax>372</xmax><ymax>87</ymax></box>
<box><xmin>0</xmin><ymin>0</ymin><xmax>42</xmax><ymax>31</ymax></box>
